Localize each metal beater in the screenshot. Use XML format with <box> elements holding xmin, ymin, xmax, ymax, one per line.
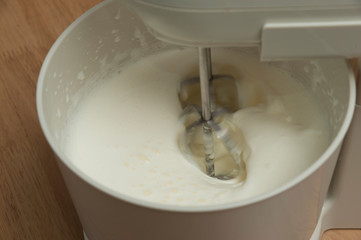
<box><xmin>178</xmin><ymin>48</ymin><xmax>250</xmax><ymax>182</ymax></box>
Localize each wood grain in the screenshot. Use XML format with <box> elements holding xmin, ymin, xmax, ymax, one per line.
<box><xmin>0</xmin><ymin>0</ymin><xmax>360</xmax><ymax>239</ymax></box>
<box><xmin>0</xmin><ymin>1</ymin><xmax>100</xmax><ymax>239</ymax></box>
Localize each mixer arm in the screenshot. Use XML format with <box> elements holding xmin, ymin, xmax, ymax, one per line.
<box><xmin>261</xmin><ymin>21</ymin><xmax>361</xmax><ymax>61</ymax></box>
<box><xmin>125</xmin><ymin>0</ymin><xmax>361</xmax><ymax>60</ymax></box>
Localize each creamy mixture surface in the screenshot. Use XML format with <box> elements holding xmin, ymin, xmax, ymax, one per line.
<box><xmin>64</xmin><ymin>49</ymin><xmax>328</xmax><ymax>206</ymax></box>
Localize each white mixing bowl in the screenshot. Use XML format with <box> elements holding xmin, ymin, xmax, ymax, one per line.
<box><xmin>36</xmin><ymin>1</ymin><xmax>356</xmax><ymax>239</ymax></box>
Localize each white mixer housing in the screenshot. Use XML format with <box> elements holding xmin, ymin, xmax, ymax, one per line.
<box><xmin>125</xmin><ymin>0</ymin><xmax>361</xmax><ymax>60</ymax></box>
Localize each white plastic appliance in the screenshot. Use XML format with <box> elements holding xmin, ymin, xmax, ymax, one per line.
<box><xmin>36</xmin><ymin>1</ymin><xmax>361</xmax><ymax>239</ymax></box>
<box><xmin>125</xmin><ymin>0</ymin><xmax>361</xmax><ymax>59</ymax></box>
<box><xmin>124</xmin><ymin>0</ymin><xmax>361</xmax><ymax>235</ymax></box>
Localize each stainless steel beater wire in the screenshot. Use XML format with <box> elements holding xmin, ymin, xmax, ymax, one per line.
<box><xmin>198</xmin><ymin>47</ymin><xmax>215</xmax><ymax>177</ymax></box>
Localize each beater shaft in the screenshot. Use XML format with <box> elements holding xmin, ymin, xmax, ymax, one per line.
<box><xmin>199</xmin><ymin>48</ymin><xmax>212</xmax><ymax>121</ymax></box>
<box><xmin>198</xmin><ymin>47</ymin><xmax>215</xmax><ymax>177</ymax></box>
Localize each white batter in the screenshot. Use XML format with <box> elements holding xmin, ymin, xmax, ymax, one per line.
<box><xmin>64</xmin><ymin>48</ymin><xmax>328</xmax><ymax>206</ymax></box>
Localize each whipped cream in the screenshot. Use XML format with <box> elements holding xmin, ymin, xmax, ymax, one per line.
<box><xmin>64</xmin><ymin>48</ymin><xmax>328</xmax><ymax>206</ymax></box>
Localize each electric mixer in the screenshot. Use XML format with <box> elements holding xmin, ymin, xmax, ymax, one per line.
<box><xmin>124</xmin><ymin>0</ymin><xmax>361</xmax><ymax>181</ymax></box>
<box><xmin>123</xmin><ymin>0</ymin><xmax>361</xmax><ymax>236</ymax></box>
<box><xmin>36</xmin><ymin>0</ymin><xmax>361</xmax><ymax>239</ymax></box>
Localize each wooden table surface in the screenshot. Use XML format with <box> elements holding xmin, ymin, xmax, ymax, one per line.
<box><xmin>0</xmin><ymin>0</ymin><xmax>360</xmax><ymax>239</ymax></box>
